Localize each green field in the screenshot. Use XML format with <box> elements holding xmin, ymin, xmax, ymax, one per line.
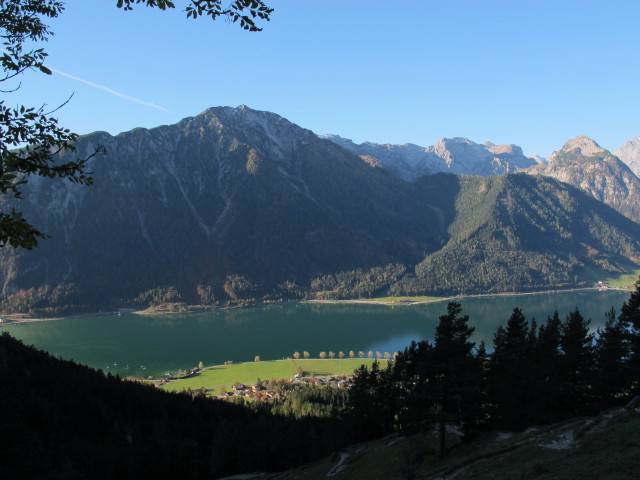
<box><xmin>162</xmin><ymin>358</ymin><xmax>385</xmax><ymax>393</ymax></box>
<box><xmin>367</xmin><ymin>295</ymin><xmax>443</xmax><ymax>304</ymax></box>
<box><xmin>603</xmin><ymin>269</ymin><xmax>640</xmax><ymax>288</ymax></box>
<box><xmin>581</xmin><ymin>266</ymin><xmax>640</xmax><ymax>288</ymax></box>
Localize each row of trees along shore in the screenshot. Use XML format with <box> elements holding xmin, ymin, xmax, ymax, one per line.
<box><xmin>290</xmin><ymin>350</ymin><xmax>393</xmax><ymax>360</ymax></box>
<box><xmin>347</xmin><ymin>277</ymin><xmax>640</xmax><ymax>455</ymax></box>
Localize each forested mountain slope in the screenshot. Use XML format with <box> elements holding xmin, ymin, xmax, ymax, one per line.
<box><xmin>390</xmin><ymin>173</ymin><xmax>640</xmax><ymax>296</ymax></box>
<box><xmin>0</xmin><ymin>332</ymin><xmax>352</xmax><ymax>479</ymax></box>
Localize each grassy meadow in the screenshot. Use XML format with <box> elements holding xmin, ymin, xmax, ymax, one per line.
<box><xmin>366</xmin><ymin>295</ymin><xmax>443</xmax><ymax>304</ymax></box>
<box><xmin>162</xmin><ymin>358</ymin><xmax>385</xmax><ymax>393</ymax></box>
<box><xmin>603</xmin><ymin>268</ymin><xmax>640</xmax><ymax>288</ymax></box>
<box><xmin>581</xmin><ymin>265</ymin><xmax>640</xmax><ymax>289</ymax></box>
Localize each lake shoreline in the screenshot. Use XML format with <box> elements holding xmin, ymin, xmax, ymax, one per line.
<box><xmin>306</xmin><ymin>286</ymin><xmax>631</xmax><ymax>306</ymax></box>
<box><xmin>4</xmin><ymin>289</ymin><xmax>631</xmax><ymax>378</ymax></box>
<box><xmin>1</xmin><ymin>286</ymin><xmax>631</xmax><ymax>326</ymax></box>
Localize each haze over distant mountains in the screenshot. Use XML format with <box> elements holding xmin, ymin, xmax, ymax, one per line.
<box><xmin>1</xmin><ymin>106</ymin><xmax>639</xmax><ymax>314</ymax></box>
<box><xmin>322</xmin><ymin>135</ymin><xmax>543</xmax><ymax>180</ymax></box>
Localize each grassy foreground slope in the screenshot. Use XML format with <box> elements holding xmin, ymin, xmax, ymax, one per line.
<box><xmin>270</xmin><ymin>406</ymin><xmax>640</xmax><ymax>480</ymax></box>
<box><xmin>162</xmin><ymin>358</ymin><xmax>383</xmax><ymax>392</ymax></box>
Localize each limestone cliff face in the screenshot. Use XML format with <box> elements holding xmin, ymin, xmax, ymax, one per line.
<box><xmin>614</xmin><ymin>137</ymin><xmax>640</xmax><ymax>178</ymax></box>
<box><xmin>323</xmin><ymin>135</ymin><xmax>538</xmax><ymax>180</ymax></box>
<box><xmin>528</xmin><ymin>136</ymin><xmax>640</xmax><ymax>224</ymax></box>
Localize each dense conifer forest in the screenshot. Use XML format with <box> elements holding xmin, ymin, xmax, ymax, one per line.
<box><xmin>1</xmin><ymin>278</ymin><xmax>639</xmax><ymax>479</ymax></box>
<box><xmin>0</xmin><ymin>332</ymin><xmax>354</xmax><ymax>479</ymax></box>
<box><xmin>348</xmin><ymin>277</ymin><xmax>640</xmax><ymax>450</ymax></box>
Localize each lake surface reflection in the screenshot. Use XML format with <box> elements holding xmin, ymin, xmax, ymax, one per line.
<box><xmin>3</xmin><ymin>289</ymin><xmax>630</xmax><ymax>377</ymax></box>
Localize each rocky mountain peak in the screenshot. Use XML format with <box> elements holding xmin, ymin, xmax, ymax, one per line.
<box><xmin>528</xmin><ymin>135</ymin><xmax>640</xmax><ymax>224</ymax></box>
<box><xmin>614</xmin><ymin>137</ymin><xmax>640</xmax><ymax>178</ymax></box>
<box><xmin>528</xmin><ymin>154</ymin><xmax>548</xmax><ymax>164</ymax></box>
<box><xmin>431</xmin><ymin>137</ymin><xmax>486</xmax><ymax>161</ymax></box>
<box><xmin>487</xmin><ymin>143</ymin><xmax>524</xmax><ymax>157</ymax></box>
<box><xmin>186</xmin><ymin>105</ymin><xmax>316</xmax><ymax>160</ymax></box>
<box><xmin>558</xmin><ymin>136</ymin><xmax>607</xmax><ymax>158</ymax></box>
<box><xmin>323</xmin><ymin>135</ymin><xmax>537</xmax><ymax>179</ymax></box>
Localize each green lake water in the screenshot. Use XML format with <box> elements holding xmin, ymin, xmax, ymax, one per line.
<box><xmin>2</xmin><ymin>289</ymin><xmax>631</xmax><ymax>378</ymax></box>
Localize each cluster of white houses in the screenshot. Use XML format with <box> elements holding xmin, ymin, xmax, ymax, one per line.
<box><xmin>214</xmin><ymin>375</ymin><xmax>354</xmax><ymax>401</ymax></box>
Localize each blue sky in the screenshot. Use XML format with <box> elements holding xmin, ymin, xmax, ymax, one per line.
<box><xmin>11</xmin><ymin>0</ymin><xmax>640</xmax><ymax>157</ymax></box>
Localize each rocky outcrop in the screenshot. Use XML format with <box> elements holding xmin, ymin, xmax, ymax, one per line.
<box><xmin>528</xmin><ymin>136</ymin><xmax>640</xmax><ymax>224</ymax></box>
<box><xmin>322</xmin><ymin>135</ymin><xmax>538</xmax><ymax>180</ymax></box>
<box><xmin>614</xmin><ymin>137</ymin><xmax>640</xmax><ymax>178</ymax></box>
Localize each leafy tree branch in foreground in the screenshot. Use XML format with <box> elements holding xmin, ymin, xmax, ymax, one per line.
<box><xmin>0</xmin><ymin>0</ymin><xmax>272</xmax><ymax>249</ymax></box>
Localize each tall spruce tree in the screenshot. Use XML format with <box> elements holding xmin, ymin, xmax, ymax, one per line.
<box><xmin>594</xmin><ymin>307</ymin><xmax>632</xmax><ymax>408</ymax></box>
<box><xmin>489</xmin><ymin>308</ymin><xmax>536</xmax><ymax>429</ymax></box>
<box><xmin>392</xmin><ymin>340</ymin><xmax>436</xmax><ymax>433</ymax></box>
<box><xmin>431</xmin><ymin>302</ymin><xmax>479</xmax><ymax>455</ymax></box>
<box><xmin>530</xmin><ymin>311</ymin><xmax>564</xmax><ymax>424</ymax></box>
<box><xmin>559</xmin><ymin>309</ymin><xmax>595</xmax><ymax>416</ymax></box>
<box><xmin>348</xmin><ymin>360</ymin><xmax>396</xmax><ymax>439</ymax></box>
<box><xmin>619</xmin><ymin>277</ymin><xmax>640</xmax><ymax>395</ymax></box>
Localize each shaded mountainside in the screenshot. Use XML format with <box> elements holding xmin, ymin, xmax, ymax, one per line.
<box><xmin>528</xmin><ymin>136</ymin><xmax>640</xmax><ymax>224</ymax></box>
<box><xmin>323</xmin><ymin>134</ymin><xmax>539</xmax><ymax>180</ymax></box>
<box><xmin>1</xmin><ymin>107</ymin><xmax>640</xmax><ymax>314</ymax></box>
<box><xmin>0</xmin><ymin>106</ymin><xmax>443</xmax><ymax>311</ymax></box>
<box><xmin>401</xmin><ymin>174</ymin><xmax>640</xmax><ymax>295</ymax></box>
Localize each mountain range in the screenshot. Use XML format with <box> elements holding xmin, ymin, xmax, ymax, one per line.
<box><xmin>324</xmin><ymin>133</ymin><xmax>640</xmax><ymax>225</ymax></box>
<box><xmin>1</xmin><ymin>106</ymin><xmax>639</xmax><ymax>314</ymax></box>
<box><xmin>323</xmin><ymin>134</ymin><xmax>542</xmax><ymax>180</ymax></box>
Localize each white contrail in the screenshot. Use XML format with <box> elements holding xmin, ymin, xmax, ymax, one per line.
<box><xmin>51</xmin><ymin>68</ymin><xmax>176</xmax><ymax>114</ymax></box>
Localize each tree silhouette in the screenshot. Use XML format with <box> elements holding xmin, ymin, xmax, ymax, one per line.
<box><xmin>489</xmin><ymin>307</ymin><xmax>535</xmax><ymax>429</ymax></box>
<box><xmin>620</xmin><ymin>277</ymin><xmax>640</xmax><ymax>394</ymax></box>
<box><xmin>594</xmin><ymin>307</ymin><xmax>632</xmax><ymax>408</ymax></box>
